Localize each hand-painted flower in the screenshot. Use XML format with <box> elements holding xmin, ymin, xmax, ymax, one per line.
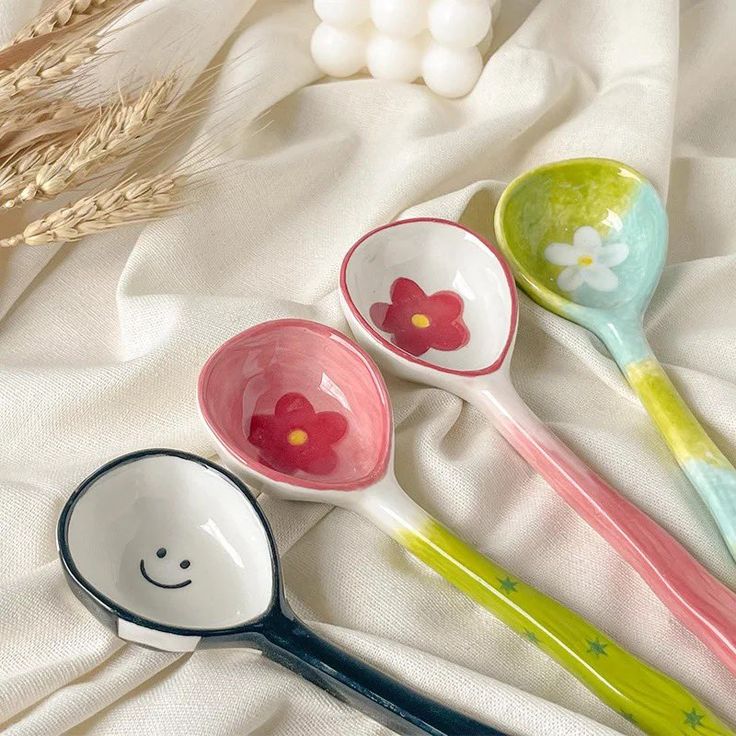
<box><xmin>545</xmin><ymin>226</ymin><xmax>629</xmax><ymax>292</ymax></box>
<box><xmin>249</xmin><ymin>393</ymin><xmax>348</xmax><ymax>475</ymax></box>
<box><xmin>369</xmin><ymin>277</ymin><xmax>470</xmax><ymax>357</ymax></box>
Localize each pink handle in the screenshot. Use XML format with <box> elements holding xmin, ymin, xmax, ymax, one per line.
<box><xmin>475</xmin><ymin>379</ymin><xmax>736</xmax><ymax>675</ymax></box>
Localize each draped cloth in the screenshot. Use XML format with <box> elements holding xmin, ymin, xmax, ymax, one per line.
<box><xmin>1</xmin><ymin>1</ymin><xmax>735</xmax><ymax>733</ymax></box>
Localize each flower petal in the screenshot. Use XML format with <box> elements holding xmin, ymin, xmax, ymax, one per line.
<box><xmin>258</xmin><ymin>449</ymin><xmax>297</xmax><ymax>475</ymax></box>
<box><xmin>248</xmin><ymin>413</ymin><xmax>275</xmax><ymax>448</ymax></box>
<box><xmin>573</xmin><ymin>226</ymin><xmax>602</xmax><ymax>252</ymax></box>
<box><xmin>557</xmin><ymin>266</ymin><xmax>583</xmax><ymax>291</ymax></box>
<box><xmin>304</xmin><ymin>448</ymin><xmax>339</xmax><ymax>475</ymax></box>
<box><xmin>391</xmin><ymin>326</ymin><xmax>431</xmax><ymax>356</ymax></box>
<box><xmin>430</xmin><ymin>320</ymin><xmax>469</xmax><ymax>351</ymax></box>
<box><xmin>390</xmin><ymin>277</ymin><xmax>426</xmax><ymax>305</ymax></box>
<box><xmin>582</xmin><ymin>265</ymin><xmax>618</xmax><ymax>291</ymax></box>
<box><xmin>425</xmin><ymin>290</ymin><xmax>463</xmax><ymax>322</ymax></box>
<box><xmin>312</xmin><ymin>411</ymin><xmax>348</xmax><ymax>444</ymax></box>
<box><xmin>275</xmin><ymin>392</ymin><xmax>313</xmax><ymax>417</ymax></box>
<box><xmin>598</xmin><ymin>241</ymin><xmax>629</xmax><ymax>267</ymax></box>
<box><xmin>369</xmin><ymin>302</ymin><xmax>391</xmax><ymax>331</ymax></box>
<box><xmin>377</xmin><ymin>302</ymin><xmax>410</xmax><ymax>334</ymax></box>
<box><xmin>545</xmin><ymin>243</ymin><xmax>579</xmax><ymax>266</ymax></box>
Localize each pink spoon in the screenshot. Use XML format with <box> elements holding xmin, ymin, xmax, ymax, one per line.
<box><xmin>339</xmin><ymin>217</ymin><xmax>736</xmax><ymax>678</ymax></box>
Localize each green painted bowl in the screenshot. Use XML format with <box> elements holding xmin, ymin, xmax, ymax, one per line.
<box><xmin>493</xmin><ymin>158</ymin><xmax>668</xmax><ymax>339</ymax></box>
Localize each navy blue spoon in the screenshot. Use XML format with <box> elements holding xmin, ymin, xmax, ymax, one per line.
<box><xmin>58</xmin><ymin>448</ymin><xmax>505</xmax><ymax>736</ymax></box>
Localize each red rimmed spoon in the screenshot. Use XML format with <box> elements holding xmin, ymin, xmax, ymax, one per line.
<box><xmin>339</xmin><ymin>217</ymin><xmax>736</xmax><ymax>683</ymax></box>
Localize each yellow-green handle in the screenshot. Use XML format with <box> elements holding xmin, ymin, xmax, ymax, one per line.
<box><xmin>387</xmin><ymin>509</ymin><xmax>732</xmax><ymax>735</ymax></box>
<box><xmin>624</xmin><ymin>356</ymin><xmax>736</xmax><ymax>560</ymax></box>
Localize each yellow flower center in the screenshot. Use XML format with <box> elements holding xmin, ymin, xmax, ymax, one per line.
<box><xmin>577</xmin><ymin>255</ymin><xmax>594</xmax><ymax>267</ymax></box>
<box><xmin>287</xmin><ymin>429</ymin><xmax>309</xmax><ymax>446</ymax></box>
<box><xmin>411</xmin><ymin>313</ymin><xmax>431</xmax><ymax>329</ymax></box>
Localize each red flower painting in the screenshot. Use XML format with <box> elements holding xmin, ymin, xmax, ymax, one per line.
<box><xmin>369</xmin><ymin>277</ymin><xmax>470</xmax><ymax>357</ymax></box>
<box><xmin>249</xmin><ymin>393</ymin><xmax>348</xmax><ymax>475</ymax></box>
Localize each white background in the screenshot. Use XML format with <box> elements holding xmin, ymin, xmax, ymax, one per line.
<box><xmin>1</xmin><ymin>1</ymin><xmax>735</xmax><ymax>734</ymax></box>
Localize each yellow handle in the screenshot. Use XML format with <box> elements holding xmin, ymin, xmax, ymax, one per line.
<box><xmin>395</xmin><ymin>514</ymin><xmax>732</xmax><ymax>735</ymax></box>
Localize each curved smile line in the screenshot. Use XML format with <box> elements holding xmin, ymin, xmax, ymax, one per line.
<box><xmin>139</xmin><ymin>560</ymin><xmax>191</xmax><ymax>589</ymax></box>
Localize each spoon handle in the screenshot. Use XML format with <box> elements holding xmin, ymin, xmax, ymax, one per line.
<box><xmin>355</xmin><ymin>484</ymin><xmax>733</xmax><ymax>736</ymax></box>
<box><xmin>473</xmin><ymin>377</ymin><xmax>736</xmax><ymax>676</ymax></box>
<box><xmin>258</xmin><ymin>607</ymin><xmax>506</xmax><ymax>736</ymax></box>
<box><xmin>602</xmin><ymin>321</ymin><xmax>736</xmax><ymax>562</ymax></box>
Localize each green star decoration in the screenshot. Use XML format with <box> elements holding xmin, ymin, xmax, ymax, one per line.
<box><xmin>522</xmin><ymin>630</ymin><xmax>539</xmax><ymax>645</ymax></box>
<box><xmin>497</xmin><ymin>577</ymin><xmax>518</xmax><ymax>594</ymax></box>
<box><xmin>586</xmin><ymin>637</ymin><xmax>609</xmax><ymax>658</ymax></box>
<box><xmin>683</xmin><ymin>709</ymin><xmax>705</xmax><ymax>729</ymax></box>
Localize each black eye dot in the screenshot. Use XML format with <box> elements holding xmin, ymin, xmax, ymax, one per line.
<box><xmin>156</xmin><ymin>547</ymin><xmax>167</xmax><ymax>558</ymax></box>
<box><xmin>180</xmin><ymin>560</ymin><xmax>190</xmax><ymax>569</ymax></box>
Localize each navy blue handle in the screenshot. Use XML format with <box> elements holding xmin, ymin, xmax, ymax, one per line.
<box><xmin>259</xmin><ymin>609</ymin><xmax>505</xmax><ymax>736</ymax></box>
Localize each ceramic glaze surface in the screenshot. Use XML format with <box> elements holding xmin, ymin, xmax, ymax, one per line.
<box><xmin>310</xmin><ymin>0</ymin><xmax>497</xmax><ymax>98</ymax></box>
<box><xmin>65</xmin><ymin>454</ymin><xmax>274</xmax><ymax>630</ymax></box>
<box><xmin>198</xmin><ymin>320</ymin><xmax>391</xmax><ymax>491</ymax></box>
<box><xmin>495</xmin><ymin>158</ymin><xmax>736</xmax><ymax>563</ymax></box>
<box><xmin>343</xmin><ymin>219</ymin><xmax>515</xmax><ymax>374</ymax></box>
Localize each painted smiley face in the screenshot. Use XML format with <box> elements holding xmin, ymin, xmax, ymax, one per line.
<box><xmin>65</xmin><ymin>454</ymin><xmax>276</xmax><ymax>630</ymax></box>
<box><xmin>139</xmin><ymin>547</ymin><xmax>192</xmax><ymax>590</ymax></box>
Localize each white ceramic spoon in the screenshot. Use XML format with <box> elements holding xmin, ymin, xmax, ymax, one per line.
<box><xmin>339</xmin><ymin>216</ymin><xmax>736</xmax><ymax>682</ymax></box>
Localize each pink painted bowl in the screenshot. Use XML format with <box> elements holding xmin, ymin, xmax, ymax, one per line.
<box><xmin>198</xmin><ymin>319</ymin><xmax>392</xmax><ymax>496</ymax></box>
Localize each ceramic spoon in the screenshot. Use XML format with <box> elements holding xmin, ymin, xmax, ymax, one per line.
<box><xmin>58</xmin><ymin>448</ymin><xmax>501</xmax><ymax>736</ymax></box>
<box><xmin>198</xmin><ymin>319</ymin><xmax>732</xmax><ymax>736</ymax></box>
<box><xmin>338</xmin><ymin>217</ymin><xmax>736</xmax><ymax>680</ymax></box>
<box><xmin>493</xmin><ymin>157</ymin><xmax>736</xmax><ymax>562</ymax></box>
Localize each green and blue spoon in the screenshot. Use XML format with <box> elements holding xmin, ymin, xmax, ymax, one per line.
<box><xmin>495</xmin><ymin>157</ymin><xmax>736</xmax><ymax>563</ymax></box>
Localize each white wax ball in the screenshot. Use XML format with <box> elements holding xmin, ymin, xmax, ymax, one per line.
<box><xmin>421</xmin><ymin>42</ymin><xmax>482</xmax><ymax>97</ymax></box>
<box><xmin>314</xmin><ymin>0</ymin><xmax>370</xmax><ymax>28</ymax></box>
<box><xmin>428</xmin><ymin>0</ymin><xmax>491</xmax><ymax>48</ymax></box>
<box><xmin>371</xmin><ymin>0</ymin><xmax>428</xmax><ymax>38</ymax></box>
<box><xmin>366</xmin><ymin>34</ymin><xmax>423</xmax><ymax>82</ymax></box>
<box><xmin>311</xmin><ymin>22</ymin><xmax>368</xmax><ymax>78</ymax></box>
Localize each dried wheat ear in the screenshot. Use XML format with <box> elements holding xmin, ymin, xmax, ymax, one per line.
<box><xmin>0</xmin><ymin>0</ymin><xmax>208</xmax><ymax>248</ymax></box>
<box><xmin>0</xmin><ymin>173</ymin><xmax>185</xmax><ymax>248</ymax></box>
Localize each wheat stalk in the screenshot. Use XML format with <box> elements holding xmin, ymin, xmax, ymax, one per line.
<box><xmin>0</xmin><ymin>173</ymin><xmax>184</xmax><ymax>247</ymax></box>
<box><xmin>12</xmin><ymin>0</ymin><xmax>136</xmax><ymax>44</ymax></box>
<box><xmin>4</xmin><ymin>76</ymin><xmax>176</xmax><ymax>207</ymax></box>
<box><xmin>0</xmin><ymin>34</ymin><xmax>97</xmax><ymax>104</ymax></box>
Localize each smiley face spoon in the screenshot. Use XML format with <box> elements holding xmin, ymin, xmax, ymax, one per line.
<box><xmin>339</xmin><ymin>217</ymin><xmax>736</xmax><ymax>684</ymax></box>
<box><xmin>198</xmin><ymin>319</ymin><xmax>732</xmax><ymax>736</ymax></box>
<box><xmin>494</xmin><ymin>157</ymin><xmax>736</xmax><ymax>562</ymax></box>
<box><xmin>58</xmin><ymin>448</ymin><xmax>503</xmax><ymax>736</ymax></box>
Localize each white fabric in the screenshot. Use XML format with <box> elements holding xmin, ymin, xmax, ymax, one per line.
<box><xmin>1</xmin><ymin>0</ymin><xmax>735</xmax><ymax>734</ymax></box>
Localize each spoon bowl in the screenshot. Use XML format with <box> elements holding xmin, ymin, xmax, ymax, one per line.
<box><xmin>198</xmin><ymin>319</ymin><xmax>391</xmax><ymax>497</ymax></box>
<box><xmin>60</xmin><ymin>450</ymin><xmax>276</xmax><ymax>640</ymax></box>
<box><xmin>494</xmin><ymin>158</ymin><xmax>667</xmax><ymax>323</ymax></box>
<box><xmin>59</xmin><ymin>449</ymin><xmax>499</xmax><ymax>736</ymax></box>
<box><xmin>340</xmin><ymin>218</ymin><xmax>517</xmax><ymax>398</ymax></box>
